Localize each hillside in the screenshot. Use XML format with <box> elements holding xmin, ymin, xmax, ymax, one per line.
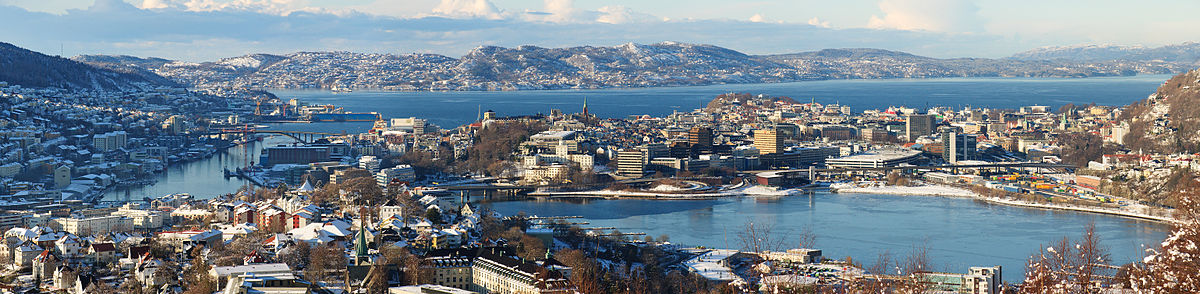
<box><xmin>78</xmin><ymin>42</ymin><xmax>1189</xmax><ymax>91</ymax></box>
<box><xmin>0</xmin><ymin>42</ymin><xmax>178</xmax><ymax>91</ymax></box>
<box><xmin>1011</xmin><ymin>43</ymin><xmax>1200</xmax><ymax>64</ymax></box>
<box><xmin>1119</xmin><ymin>68</ymin><xmax>1200</xmax><ymax>154</ymax></box>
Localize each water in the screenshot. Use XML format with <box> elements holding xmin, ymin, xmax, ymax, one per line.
<box><xmin>107</xmin><ymin>76</ymin><xmax>1174</xmax><ymax>281</ymax></box>
<box><xmin>100</xmin><ymin>136</ymin><xmax>296</xmax><ymax>201</ymax></box>
<box><xmin>268</xmin><ymin>75</ymin><xmax>1171</xmax><ymax>132</ymax></box>
<box><xmin>481</xmin><ymin>194</ymin><xmax>1170</xmax><ymax>283</ymax></box>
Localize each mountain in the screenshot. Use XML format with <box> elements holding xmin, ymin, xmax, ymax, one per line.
<box><xmin>78</xmin><ymin>42</ymin><xmax>1191</xmax><ymax>91</ymax></box>
<box><xmin>0</xmin><ymin>42</ymin><xmax>179</xmax><ymax>91</ymax></box>
<box><xmin>1010</xmin><ymin>43</ymin><xmax>1200</xmax><ymax>64</ymax></box>
<box><xmin>1118</xmin><ymin>68</ymin><xmax>1200</xmax><ymax>154</ymax></box>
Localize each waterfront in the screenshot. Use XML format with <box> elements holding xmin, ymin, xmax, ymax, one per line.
<box><xmin>100</xmin><ymin>136</ymin><xmax>296</xmax><ymax>202</ymax></box>
<box><xmin>269</xmin><ymin>74</ymin><xmax>1172</xmax><ymax>131</ymax></box>
<box><xmin>482</xmin><ymin>193</ymin><xmax>1171</xmax><ymax>283</ymax></box>
<box><xmin>108</xmin><ymin>76</ymin><xmax>1173</xmax><ymax>283</ymax></box>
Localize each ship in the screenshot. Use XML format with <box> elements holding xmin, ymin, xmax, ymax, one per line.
<box><xmin>306</xmin><ymin>112</ymin><xmax>382</xmax><ymax>122</ymax></box>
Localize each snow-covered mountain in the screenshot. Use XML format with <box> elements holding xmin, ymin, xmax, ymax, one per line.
<box><xmin>77</xmin><ymin>42</ymin><xmax>1194</xmax><ymax>91</ymax></box>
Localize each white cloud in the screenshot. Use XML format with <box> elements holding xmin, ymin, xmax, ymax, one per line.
<box><xmin>431</xmin><ymin>0</ymin><xmax>503</xmax><ymax>19</ymax></box>
<box><xmin>595</xmin><ymin>5</ymin><xmax>653</xmax><ymax>24</ymax></box>
<box><xmin>540</xmin><ymin>0</ymin><xmax>578</xmax><ymax>22</ymax></box>
<box><xmin>867</xmin><ymin>0</ymin><xmax>982</xmax><ymax>32</ymax></box>
<box><xmin>807</xmin><ymin>17</ymin><xmax>830</xmax><ymax>28</ymax></box>
<box><xmin>749</xmin><ymin>13</ymin><xmax>766</xmax><ymax>23</ymax></box>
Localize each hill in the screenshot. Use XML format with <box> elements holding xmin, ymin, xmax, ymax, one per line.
<box><xmin>0</xmin><ymin>42</ymin><xmax>178</xmax><ymax>91</ymax></box>
<box><xmin>1119</xmin><ymin>68</ymin><xmax>1200</xmax><ymax>154</ymax></box>
<box><xmin>79</xmin><ymin>42</ymin><xmax>1190</xmax><ymax>91</ymax></box>
<box><xmin>1011</xmin><ymin>43</ymin><xmax>1200</xmax><ymax>64</ymax></box>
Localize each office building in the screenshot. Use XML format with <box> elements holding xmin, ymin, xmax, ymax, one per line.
<box><xmin>688</xmin><ymin>126</ymin><xmax>713</xmax><ymax>152</ymax></box>
<box><xmin>754</xmin><ymin>129</ymin><xmax>783</xmax><ymax>155</ymax></box>
<box><xmin>942</xmin><ymin>132</ymin><xmax>978</xmax><ymax>163</ymax></box>
<box><xmin>906</xmin><ymin>114</ymin><xmax>936</xmax><ymax>141</ymax></box>
<box><xmin>616</xmin><ymin>148</ymin><xmax>646</xmax><ymax>178</ymax></box>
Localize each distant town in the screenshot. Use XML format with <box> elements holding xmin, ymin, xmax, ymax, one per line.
<box><xmin>2</xmin><ymin>58</ymin><xmax>1198</xmax><ymax>294</ymax></box>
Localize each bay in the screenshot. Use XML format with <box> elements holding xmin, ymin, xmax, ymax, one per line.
<box><xmin>482</xmin><ymin>194</ymin><xmax>1169</xmax><ymax>283</ymax></box>
<box><xmin>268</xmin><ymin>75</ymin><xmax>1171</xmax><ymax>132</ymax></box>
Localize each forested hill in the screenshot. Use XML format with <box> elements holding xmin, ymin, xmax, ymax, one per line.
<box><xmin>0</xmin><ymin>42</ymin><xmax>178</xmax><ymax>91</ymax></box>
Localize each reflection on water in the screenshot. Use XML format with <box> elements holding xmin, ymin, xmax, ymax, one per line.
<box><xmin>482</xmin><ymin>194</ymin><xmax>1170</xmax><ymax>283</ymax></box>
<box><xmin>101</xmin><ymin>136</ymin><xmax>296</xmax><ymax>201</ymax></box>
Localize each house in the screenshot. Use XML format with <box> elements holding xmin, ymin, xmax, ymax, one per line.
<box><xmin>89</xmin><ymin>242</ymin><xmax>118</xmax><ymax>264</ymax></box>
<box><xmin>54</xmin><ymin>234</ymin><xmax>84</xmax><ymax>258</ymax></box>
<box><xmin>32</xmin><ymin>249</ymin><xmax>60</xmax><ymax>282</ymax></box>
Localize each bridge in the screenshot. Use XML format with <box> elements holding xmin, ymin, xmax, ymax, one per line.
<box><xmin>194</xmin><ymin>126</ymin><xmax>349</xmax><ymax>144</ymax></box>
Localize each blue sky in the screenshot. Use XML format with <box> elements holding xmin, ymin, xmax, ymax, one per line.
<box><xmin>1</xmin><ymin>0</ymin><xmax>1198</xmax><ymax>61</ymax></box>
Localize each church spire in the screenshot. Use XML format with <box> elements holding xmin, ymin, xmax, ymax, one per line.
<box><xmin>582</xmin><ymin>97</ymin><xmax>588</xmax><ymax>116</ymax></box>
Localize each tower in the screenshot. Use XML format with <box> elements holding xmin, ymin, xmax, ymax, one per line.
<box><xmin>582</xmin><ymin>98</ymin><xmax>589</xmax><ymax>116</ymax></box>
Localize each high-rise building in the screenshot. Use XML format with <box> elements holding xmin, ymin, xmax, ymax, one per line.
<box><xmin>616</xmin><ymin>148</ymin><xmax>646</xmax><ymax>178</ymax></box>
<box><xmin>905</xmin><ymin>114</ymin><xmax>935</xmax><ymax>141</ymax></box>
<box><xmin>754</xmin><ymin>129</ymin><xmax>783</xmax><ymax>155</ymax></box>
<box><xmin>688</xmin><ymin>126</ymin><xmax>713</xmax><ymax>147</ymax></box>
<box><xmin>942</xmin><ymin>132</ymin><xmax>978</xmax><ymax>163</ymax></box>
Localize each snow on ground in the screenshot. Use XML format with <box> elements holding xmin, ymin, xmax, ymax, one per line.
<box><xmin>738</xmin><ymin>185</ymin><xmax>806</xmax><ymax>196</ymax></box>
<box><xmin>649</xmin><ymin>184</ymin><xmax>687</xmax><ymax>192</ymax></box>
<box><xmin>832</xmin><ymin>182</ymin><xmax>978</xmax><ymax>198</ymax></box>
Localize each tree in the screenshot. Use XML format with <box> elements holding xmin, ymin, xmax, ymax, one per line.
<box><xmin>738</xmin><ymin>220</ymin><xmax>784</xmax><ymax>252</ymax></box>
<box><xmin>425</xmin><ymin>208</ymin><xmax>442</xmax><ymax>225</ymax></box>
<box><xmin>306</xmin><ymin>244</ymin><xmax>347</xmax><ymax>282</ymax></box>
<box><xmin>277</xmin><ymin>241</ymin><xmax>311</xmax><ymax>270</ymax></box>
<box><xmin>182</xmin><ymin>247</ymin><xmax>217</xmax><ymax>294</ymax></box>
<box><xmin>1020</xmin><ymin>223</ymin><xmax>1111</xmax><ymax>293</ymax></box>
<box><xmin>1129</xmin><ymin>183</ymin><xmax>1200</xmax><ymax>292</ymax></box>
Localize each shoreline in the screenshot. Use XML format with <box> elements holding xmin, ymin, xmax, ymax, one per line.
<box><xmin>831</xmin><ymin>183</ymin><xmax>1177</xmax><ymax>224</ymax></box>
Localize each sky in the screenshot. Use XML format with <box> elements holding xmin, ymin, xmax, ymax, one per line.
<box><xmin>1</xmin><ymin>0</ymin><xmax>1198</xmax><ymax>61</ymax></box>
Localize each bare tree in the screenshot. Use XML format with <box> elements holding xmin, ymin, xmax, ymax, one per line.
<box><xmin>738</xmin><ymin>220</ymin><xmax>785</xmax><ymax>253</ymax></box>
<box><xmin>1021</xmin><ymin>223</ymin><xmax>1112</xmax><ymax>293</ymax></box>
<box><xmin>796</xmin><ymin>225</ymin><xmax>817</xmax><ymax>249</ymax></box>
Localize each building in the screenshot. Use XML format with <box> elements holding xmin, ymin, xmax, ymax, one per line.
<box><xmin>471</xmin><ymin>251</ymin><xmax>574</xmax><ymax>294</ymax></box>
<box><xmin>53</xmin><ymin>165</ymin><xmax>70</xmax><ymax>189</ymax></box>
<box><xmin>616</xmin><ymin>148</ymin><xmax>646</xmax><ymax>178</ymax></box>
<box><xmin>906</xmin><ymin>114</ymin><xmax>936</xmax><ymax>141</ymax></box>
<box><xmin>377</xmin><ymin>165</ymin><xmax>416</xmax><ymax>187</ymax></box>
<box><xmin>391</xmin><ymin>117</ymin><xmax>431</xmax><ymax>135</ymax></box>
<box><xmin>754</xmin><ymin>129</ymin><xmax>783</xmax><ymax>155</ymax></box>
<box><xmin>915</xmin><ymin>266</ymin><xmax>1003</xmax><ymax>294</ymax></box>
<box><xmin>359</xmin><ymin>156</ymin><xmax>382</xmax><ymax>173</ymax></box>
<box><xmin>390</xmin><ymin>285</ymin><xmax>474</xmax><ymax>294</ymax></box>
<box><xmin>688</xmin><ymin>126</ymin><xmax>713</xmax><ymax>152</ymax></box>
<box><xmin>528</xmin><ymin>131</ymin><xmax>580</xmax><ymax>153</ymax></box>
<box><xmin>942</xmin><ymin>132</ymin><xmax>978</xmax><ymax>163</ymax></box>
<box><xmin>264</xmin><ymin>146</ymin><xmax>330</xmax><ymax>165</ymax></box>
<box><xmin>112</xmin><ymin>204</ymin><xmax>166</xmax><ymax>229</ymax></box>
<box><xmin>522</xmin><ymin>164</ymin><xmax>570</xmax><ymax>184</ymax></box>
<box><xmin>825</xmin><ymin>149</ymin><xmax>923</xmax><ymax>168</ymax></box>
<box><xmin>54</xmin><ymin>215</ymin><xmax>132</xmax><ymax>235</ymax></box>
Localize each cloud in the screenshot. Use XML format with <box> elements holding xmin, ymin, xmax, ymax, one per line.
<box><xmin>539</xmin><ymin>0</ymin><xmax>578</xmax><ymax>22</ymax></box>
<box><xmin>867</xmin><ymin>0</ymin><xmax>982</xmax><ymax>32</ymax></box>
<box><xmin>749</xmin><ymin>13</ymin><xmax>766</xmax><ymax>23</ymax></box>
<box><xmin>807</xmin><ymin>17</ymin><xmax>830</xmax><ymax>28</ymax></box>
<box><xmin>431</xmin><ymin>0</ymin><xmax>503</xmax><ymax>19</ymax></box>
<box><xmin>0</xmin><ymin>0</ymin><xmax>1030</xmax><ymax>62</ymax></box>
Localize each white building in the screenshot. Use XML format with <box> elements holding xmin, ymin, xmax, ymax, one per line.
<box><xmin>377</xmin><ymin>165</ymin><xmax>416</xmax><ymax>187</ymax></box>
<box><xmin>359</xmin><ymin>155</ymin><xmax>382</xmax><ymax>173</ymax></box>
<box><xmin>53</xmin><ymin>215</ymin><xmax>132</xmax><ymax>235</ymax></box>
